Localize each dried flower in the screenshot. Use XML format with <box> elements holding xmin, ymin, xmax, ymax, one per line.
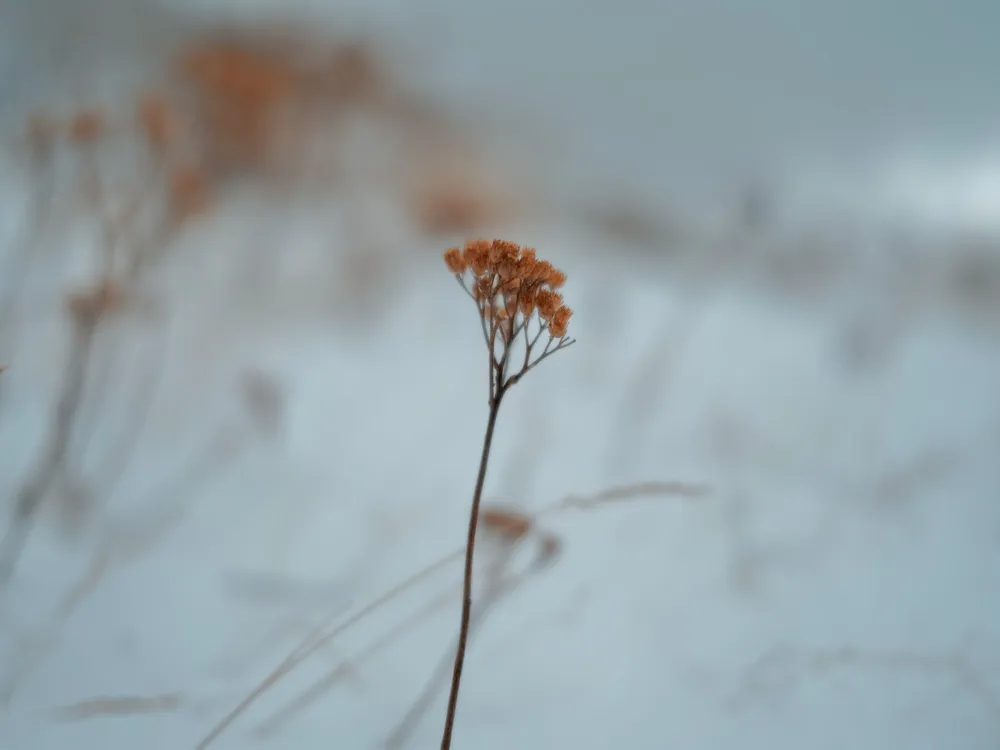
<box><xmin>443</xmin><ymin>247</ymin><xmax>466</xmax><ymax>274</ymax></box>
<box><xmin>481</xmin><ymin>507</ymin><xmax>533</xmax><ymax>541</ymax></box>
<box><xmin>439</xmin><ymin>238</ymin><xmax>575</xmax><ymax>750</ymax></box>
<box><xmin>534</xmin><ymin>289</ymin><xmax>562</xmax><ymax>321</ymax></box>
<box><xmin>549</xmin><ymin>305</ymin><xmax>573</xmax><ymax>338</ymax></box>
<box><xmin>70</xmin><ymin>110</ymin><xmax>105</xmax><ymax>144</ymax></box>
<box><xmin>444</xmin><ymin>239</ymin><xmax>575</xmax><ymax>368</ymax></box>
<box><xmin>179</xmin><ymin>40</ymin><xmax>300</xmax><ymax>169</ymax></box>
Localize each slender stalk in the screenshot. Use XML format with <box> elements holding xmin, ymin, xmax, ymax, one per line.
<box><xmin>0</xmin><ymin>318</ymin><xmax>98</xmax><ymax>584</ymax></box>
<box><xmin>440</xmin><ymin>386</ymin><xmax>504</xmax><ymax>749</ymax></box>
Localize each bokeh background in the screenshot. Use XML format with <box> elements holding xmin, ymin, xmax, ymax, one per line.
<box><xmin>1</xmin><ymin>1</ymin><xmax>998</xmax><ymax>748</ymax></box>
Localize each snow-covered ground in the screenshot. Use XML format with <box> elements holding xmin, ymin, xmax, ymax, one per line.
<box><xmin>0</xmin><ymin>2</ymin><xmax>998</xmax><ymax>749</ymax></box>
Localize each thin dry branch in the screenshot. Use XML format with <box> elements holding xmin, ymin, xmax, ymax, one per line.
<box><xmin>0</xmin><ymin>136</ymin><xmax>57</xmax><ymax>347</ymax></box>
<box><xmin>439</xmin><ymin>239</ymin><xmax>576</xmax><ymax>750</ymax></box>
<box><xmin>53</xmin><ymin>693</ymin><xmax>184</xmax><ymax>721</ymax></box>
<box><xmin>1</xmin><ymin>423</ymin><xmax>246</xmax><ymax>706</ymax></box>
<box><xmin>198</xmin><ymin>474</ymin><xmax>702</xmax><ymax>747</ymax></box>
<box><xmin>535</xmin><ymin>480</ymin><xmax>710</xmax><ymax>517</ymax></box>
<box><xmin>0</xmin><ymin>127</ymin><xmax>181</xmax><ymax>583</ymax></box>
<box><xmin>386</xmin><ymin>533</ymin><xmax>554</xmax><ymax>750</ymax></box>
<box><xmin>195</xmin><ymin>550</ymin><xmax>463</xmax><ymax>750</ymax></box>
<box><xmin>256</xmin><ymin>585</ymin><xmax>460</xmax><ymax>740</ymax></box>
<box><xmin>0</xmin><ymin>317</ymin><xmax>99</xmax><ymax>584</ymax></box>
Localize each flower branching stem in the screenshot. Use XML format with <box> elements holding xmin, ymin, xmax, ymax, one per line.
<box><xmin>440</xmin><ymin>239</ymin><xmax>574</xmax><ymax>749</ymax></box>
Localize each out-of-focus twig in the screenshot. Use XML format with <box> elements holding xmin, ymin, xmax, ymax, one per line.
<box><xmin>52</xmin><ymin>692</ymin><xmax>183</xmax><ymax>721</ymax></box>
<box><xmin>0</xmin><ymin>316</ymin><xmax>98</xmax><ymax>585</ymax></box>
<box><xmin>385</xmin><ymin>537</ymin><xmax>552</xmax><ymax>750</ymax></box>
<box><xmin>195</xmin><ymin>550</ymin><xmax>463</xmax><ymax>750</ymax></box>
<box><xmin>536</xmin><ymin>480</ymin><xmax>710</xmax><ymax>517</ymax></box>
<box><xmin>198</xmin><ymin>476</ymin><xmax>702</xmax><ymax>748</ymax></box>
<box><xmin>0</xmin><ymin>423</ymin><xmax>246</xmax><ymax>706</ymax></box>
<box><xmin>255</xmin><ymin>585</ymin><xmax>459</xmax><ymax>740</ymax></box>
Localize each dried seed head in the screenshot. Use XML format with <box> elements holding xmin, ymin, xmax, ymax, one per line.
<box><xmin>518</xmin><ymin>291</ymin><xmax>536</xmax><ymax>317</ymax></box>
<box><xmin>549</xmin><ymin>305</ymin><xmax>573</xmax><ymax>338</ymax></box>
<box><xmin>501</xmin><ymin>277</ymin><xmax>521</xmax><ymax>295</ymax></box>
<box><xmin>497</xmin><ymin>258</ymin><xmax>517</xmax><ymax>280</ymax></box>
<box><xmin>463</xmin><ymin>239</ymin><xmax>490</xmax><ymax>275</ymax></box>
<box><xmin>447</xmin><ymin>237</ymin><xmax>573</xmax><ymax>365</ymax></box>
<box><xmin>70</xmin><ymin>110</ymin><xmax>105</xmax><ymax>144</ymax></box>
<box><xmin>516</xmin><ymin>254</ymin><xmax>536</xmax><ymax>279</ymax></box>
<box><xmin>481</xmin><ymin>507</ymin><xmax>533</xmax><ymax>541</ymax></box>
<box><xmin>488</xmin><ymin>239</ymin><xmax>519</xmax><ymax>265</ymax></box>
<box><xmin>535</xmin><ymin>289</ymin><xmax>562</xmax><ymax>321</ymax></box>
<box><xmin>443</xmin><ymin>247</ymin><xmax>466</xmax><ymax>273</ymax></box>
<box><xmin>532</xmin><ymin>260</ymin><xmax>554</xmax><ymax>283</ymax></box>
<box><xmin>473</xmin><ymin>276</ymin><xmax>493</xmax><ymax>302</ymax></box>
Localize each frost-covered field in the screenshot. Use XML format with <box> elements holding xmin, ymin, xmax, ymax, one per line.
<box><xmin>1</xmin><ymin>2</ymin><xmax>999</xmax><ymax>749</ymax></box>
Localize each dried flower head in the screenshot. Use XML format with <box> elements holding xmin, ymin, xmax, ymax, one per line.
<box><xmin>443</xmin><ymin>247</ymin><xmax>466</xmax><ymax>274</ymax></box>
<box><xmin>70</xmin><ymin>109</ymin><xmax>105</xmax><ymax>144</ymax></box>
<box><xmin>534</xmin><ymin>289</ymin><xmax>562</xmax><ymax>321</ymax></box>
<box><xmin>481</xmin><ymin>507</ymin><xmax>533</xmax><ymax>541</ymax></box>
<box><xmin>438</xmin><ymin>240</ymin><xmax>575</xmax><ymax>749</ymax></box>
<box><xmin>549</xmin><ymin>305</ymin><xmax>573</xmax><ymax>338</ymax></box>
<box><xmin>444</xmin><ymin>238</ymin><xmax>575</xmax><ymax>399</ymax></box>
<box><xmin>179</xmin><ymin>40</ymin><xmax>300</xmax><ymax>169</ymax></box>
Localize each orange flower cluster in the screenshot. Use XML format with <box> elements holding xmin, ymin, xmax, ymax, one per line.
<box><xmin>180</xmin><ymin>42</ymin><xmax>296</xmax><ymax>166</ymax></box>
<box><xmin>30</xmin><ymin>97</ymin><xmax>212</xmax><ymax>224</ymax></box>
<box><xmin>444</xmin><ymin>239</ymin><xmax>573</xmax><ymax>338</ymax></box>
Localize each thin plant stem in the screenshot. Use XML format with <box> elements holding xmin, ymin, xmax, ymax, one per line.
<box><xmin>0</xmin><ymin>318</ymin><xmax>98</xmax><ymax>584</ymax></box>
<box><xmin>439</xmin><ymin>385</ymin><xmax>504</xmax><ymax>750</ymax></box>
<box><xmin>196</xmin><ymin>550</ymin><xmax>463</xmax><ymax>750</ymax></box>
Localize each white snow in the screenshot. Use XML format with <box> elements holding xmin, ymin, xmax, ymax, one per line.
<box><xmin>1</xmin><ymin>1</ymin><xmax>998</xmax><ymax>750</ymax></box>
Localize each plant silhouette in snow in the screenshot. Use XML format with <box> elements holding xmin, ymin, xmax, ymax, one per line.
<box><xmin>0</xmin><ymin>100</ymin><xmax>211</xmax><ymax>585</ymax></box>
<box><xmin>439</xmin><ymin>238</ymin><xmax>574</xmax><ymax>749</ymax></box>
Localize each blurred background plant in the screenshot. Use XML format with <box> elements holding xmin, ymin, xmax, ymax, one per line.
<box><xmin>0</xmin><ymin>1</ymin><xmax>998</xmax><ymax>749</ymax></box>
